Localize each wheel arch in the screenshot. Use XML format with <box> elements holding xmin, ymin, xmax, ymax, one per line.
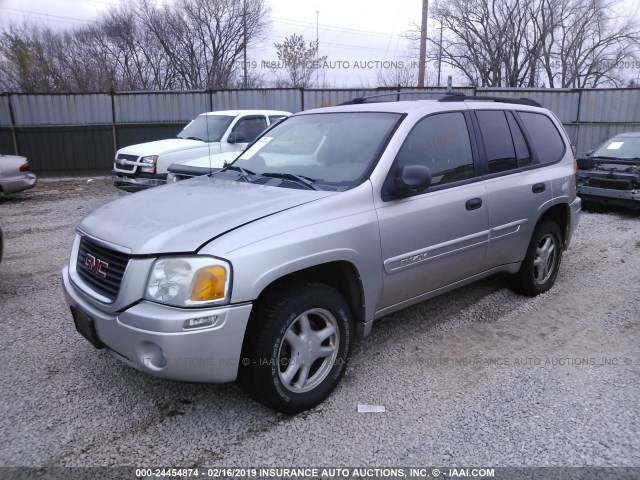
<box><xmin>537</xmin><ymin>202</ymin><xmax>569</xmax><ymax>247</ymax></box>
<box><xmin>243</xmin><ymin>260</ymin><xmax>366</xmax><ymax>338</ymax></box>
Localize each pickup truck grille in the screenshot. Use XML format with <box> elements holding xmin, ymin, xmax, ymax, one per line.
<box><xmin>114</xmin><ymin>154</ymin><xmax>138</xmax><ymax>172</ymax></box>
<box><xmin>76</xmin><ymin>236</ymin><xmax>130</xmax><ymax>301</ymax></box>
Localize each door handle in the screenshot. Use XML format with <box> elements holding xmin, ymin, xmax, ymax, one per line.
<box><xmin>532</xmin><ymin>183</ymin><xmax>546</xmax><ymax>193</ymax></box>
<box><xmin>465</xmin><ymin>198</ymin><xmax>483</xmax><ymax>210</ymax></box>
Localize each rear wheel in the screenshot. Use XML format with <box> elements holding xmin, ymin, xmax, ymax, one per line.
<box><xmin>511</xmin><ymin>220</ymin><xmax>562</xmax><ymax>296</ymax></box>
<box><xmin>239</xmin><ymin>282</ymin><xmax>353</xmax><ymax>413</ymax></box>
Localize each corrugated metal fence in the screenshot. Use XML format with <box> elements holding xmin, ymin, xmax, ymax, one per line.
<box><xmin>0</xmin><ymin>87</ymin><xmax>639</xmax><ymax>172</ymax></box>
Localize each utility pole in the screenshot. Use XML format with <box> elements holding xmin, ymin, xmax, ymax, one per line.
<box><xmin>316</xmin><ymin>10</ymin><xmax>320</xmax><ymax>87</ymax></box>
<box><xmin>243</xmin><ymin>0</ymin><xmax>248</xmax><ymax>89</ymax></box>
<box><xmin>417</xmin><ymin>0</ymin><xmax>429</xmax><ymax>87</ymax></box>
<box><xmin>437</xmin><ymin>17</ymin><xmax>442</xmax><ymax>88</ymax></box>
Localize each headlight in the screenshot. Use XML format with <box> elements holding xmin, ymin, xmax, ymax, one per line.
<box><xmin>145</xmin><ymin>256</ymin><xmax>231</xmax><ymax>307</ymax></box>
<box><xmin>140</xmin><ymin>155</ymin><xmax>158</xmax><ymax>174</ymax></box>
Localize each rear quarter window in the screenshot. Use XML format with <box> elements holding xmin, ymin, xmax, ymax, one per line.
<box><xmin>517</xmin><ymin>111</ymin><xmax>566</xmax><ymax>165</ymax></box>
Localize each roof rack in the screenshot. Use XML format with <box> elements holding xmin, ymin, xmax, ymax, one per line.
<box><xmin>339</xmin><ymin>91</ymin><xmax>542</xmax><ymax>107</ymax></box>
<box><xmin>339</xmin><ymin>90</ymin><xmax>464</xmax><ymax>105</ymax></box>
<box><xmin>438</xmin><ymin>94</ymin><xmax>542</xmax><ymax>107</ymax></box>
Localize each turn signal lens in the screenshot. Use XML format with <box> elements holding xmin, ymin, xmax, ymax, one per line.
<box><xmin>190</xmin><ymin>266</ymin><xmax>227</xmax><ymax>302</ymax></box>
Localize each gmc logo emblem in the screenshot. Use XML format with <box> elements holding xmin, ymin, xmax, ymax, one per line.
<box><xmin>83</xmin><ymin>254</ymin><xmax>109</xmax><ymax>278</ymax></box>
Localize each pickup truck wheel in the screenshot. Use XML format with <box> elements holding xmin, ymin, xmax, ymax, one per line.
<box><xmin>511</xmin><ymin>219</ymin><xmax>562</xmax><ymax>296</ymax></box>
<box><xmin>240</xmin><ymin>282</ymin><xmax>353</xmax><ymax>414</ymax></box>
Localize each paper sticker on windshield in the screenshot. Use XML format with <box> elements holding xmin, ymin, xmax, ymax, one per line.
<box><xmin>239</xmin><ymin>137</ymin><xmax>273</xmax><ymax>160</ymax></box>
<box><xmin>607</xmin><ymin>141</ymin><xmax>624</xmax><ymax>150</ymax></box>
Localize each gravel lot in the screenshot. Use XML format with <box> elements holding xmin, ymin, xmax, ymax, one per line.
<box><xmin>1</xmin><ymin>176</ymin><xmax>639</xmax><ymax>469</ymax></box>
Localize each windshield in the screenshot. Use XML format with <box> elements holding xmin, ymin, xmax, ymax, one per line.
<box><xmin>177</xmin><ymin>115</ymin><xmax>235</xmax><ymax>142</ymax></box>
<box><xmin>592</xmin><ymin>136</ymin><xmax>640</xmax><ymax>160</ymax></box>
<box><xmin>230</xmin><ymin>112</ymin><xmax>401</xmax><ymax>188</ymax></box>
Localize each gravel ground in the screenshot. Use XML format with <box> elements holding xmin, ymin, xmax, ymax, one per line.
<box><xmin>0</xmin><ymin>176</ymin><xmax>639</xmax><ymax>469</ymax></box>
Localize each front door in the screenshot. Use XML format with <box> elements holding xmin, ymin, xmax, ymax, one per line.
<box><xmin>375</xmin><ymin>111</ymin><xmax>489</xmax><ymax>310</ymax></box>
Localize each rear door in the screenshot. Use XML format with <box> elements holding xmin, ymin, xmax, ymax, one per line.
<box><xmin>375</xmin><ymin>111</ymin><xmax>489</xmax><ymax>309</ymax></box>
<box><xmin>473</xmin><ymin>109</ymin><xmax>555</xmax><ymax>268</ymax></box>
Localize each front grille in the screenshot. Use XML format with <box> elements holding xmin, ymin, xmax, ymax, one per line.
<box><xmin>116</xmin><ymin>154</ymin><xmax>139</xmax><ymax>161</ymax></box>
<box><xmin>114</xmin><ymin>154</ymin><xmax>138</xmax><ymax>172</ymax></box>
<box><xmin>76</xmin><ymin>236</ymin><xmax>130</xmax><ymax>301</ymax></box>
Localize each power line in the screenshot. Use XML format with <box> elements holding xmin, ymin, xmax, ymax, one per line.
<box><xmin>272</xmin><ymin>16</ymin><xmax>406</xmax><ymax>40</ymax></box>
<box><xmin>1</xmin><ymin>8</ymin><xmax>88</xmax><ymax>25</ymax></box>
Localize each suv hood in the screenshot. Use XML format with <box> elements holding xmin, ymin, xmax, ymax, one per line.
<box><xmin>118</xmin><ymin>138</ymin><xmax>215</xmax><ymax>157</ymax></box>
<box><xmin>79</xmin><ymin>176</ymin><xmax>336</xmax><ymax>254</ymax></box>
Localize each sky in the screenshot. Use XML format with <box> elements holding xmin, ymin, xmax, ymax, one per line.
<box><xmin>0</xmin><ymin>0</ymin><xmax>431</xmax><ymax>87</ymax></box>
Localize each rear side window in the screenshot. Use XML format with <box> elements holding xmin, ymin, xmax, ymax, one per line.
<box><xmin>518</xmin><ymin>112</ymin><xmax>566</xmax><ymax>164</ymax></box>
<box><xmin>476</xmin><ymin>111</ymin><xmax>518</xmax><ymax>173</ymax></box>
<box><xmin>395</xmin><ymin>112</ymin><xmax>475</xmax><ymax>187</ymax></box>
<box><xmin>233</xmin><ymin>116</ymin><xmax>268</xmax><ymax>142</ymax></box>
<box><xmin>506</xmin><ymin>112</ymin><xmax>532</xmax><ymax>167</ymax></box>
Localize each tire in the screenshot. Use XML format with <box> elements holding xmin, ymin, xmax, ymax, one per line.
<box><xmin>239</xmin><ymin>281</ymin><xmax>353</xmax><ymax>414</ymax></box>
<box><xmin>511</xmin><ymin>219</ymin><xmax>562</xmax><ymax>297</ymax></box>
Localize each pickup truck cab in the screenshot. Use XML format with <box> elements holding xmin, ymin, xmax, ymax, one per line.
<box><xmin>112</xmin><ymin>110</ymin><xmax>290</xmax><ymax>190</ymax></box>
<box><xmin>64</xmin><ymin>94</ymin><xmax>580</xmax><ymax>413</ymax></box>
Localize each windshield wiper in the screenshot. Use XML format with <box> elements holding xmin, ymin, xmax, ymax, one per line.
<box><xmin>260</xmin><ymin>172</ymin><xmax>322</xmax><ymax>191</ymax></box>
<box><xmin>209</xmin><ymin>164</ymin><xmax>256</xmax><ymax>183</ymax></box>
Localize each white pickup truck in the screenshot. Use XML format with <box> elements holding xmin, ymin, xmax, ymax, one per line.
<box><xmin>112</xmin><ymin>110</ymin><xmax>290</xmax><ymax>190</ymax></box>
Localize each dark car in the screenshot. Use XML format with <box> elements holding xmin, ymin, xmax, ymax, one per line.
<box><xmin>577</xmin><ymin>132</ymin><xmax>640</xmax><ymax>209</ymax></box>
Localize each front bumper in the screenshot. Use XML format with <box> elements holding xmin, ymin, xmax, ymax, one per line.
<box><xmin>577</xmin><ymin>184</ymin><xmax>640</xmax><ymax>207</ymax></box>
<box><xmin>62</xmin><ymin>263</ymin><xmax>252</xmax><ymax>383</ymax></box>
<box><xmin>112</xmin><ymin>171</ymin><xmax>167</xmax><ymax>191</ymax></box>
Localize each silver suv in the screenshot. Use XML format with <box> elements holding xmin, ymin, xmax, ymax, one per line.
<box><xmin>62</xmin><ymin>93</ymin><xmax>581</xmax><ymax>413</ymax></box>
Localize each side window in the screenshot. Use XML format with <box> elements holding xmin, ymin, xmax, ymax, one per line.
<box><xmin>506</xmin><ymin>112</ymin><xmax>532</xmax><ymax>168</ymax></box>
<box><xmin>269</xmin><ymin>115</ymin><xmax>287</xmax><ymax>124</ymax></box>
<box><xmin>395</xmin><ymin>112</ymin><xmax>475</xmax><ymax>188</ymax></box>
<box><xmin>517</xmin><ymin>111</ymin><xmax>566</xmax><ymax>164</ymax></box>
<box><xmin>476</xmin><ymin>110</ymin><xmax>518</xmax><ymax>174</ymax></box>
<box><xmin>233</xmin><ymin>116</ymin><xmax>268</xmax><ymax>143</ymax></box>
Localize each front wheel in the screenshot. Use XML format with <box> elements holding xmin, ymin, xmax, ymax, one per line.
<box><xmin>511</xmin><ymin>220</ymin><xmax>562</xmax><ymax>296</ymax></box>
<box><xmin>239</xmin><ymin>282</ymin><xmax>353</xmax><ymax>413</ymax></box>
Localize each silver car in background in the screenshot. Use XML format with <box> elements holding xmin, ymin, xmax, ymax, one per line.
<box><xmin>0</xmin><ymin>154</ymin><xmax>37</xmax><ymax>196</ymax></box>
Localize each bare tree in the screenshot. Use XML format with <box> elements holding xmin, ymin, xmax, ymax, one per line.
<box><xmin>0</xmin><ymin>0</ymin><xmax>270</xmax><ymax>92</ymax></box>
<box><xmin>408</xmin><ymin>0</ymin><xmax>640</xmax><ymax>88</ymax></box>
<box><xmin>271</xmin><ymin>34</ymin><xmax>327</xmax><ymax>88</ymax></box>
<box><xmin>375</xmin><ymin>59</ymin><xmax>438</xmax><ymax>87</ymax></box>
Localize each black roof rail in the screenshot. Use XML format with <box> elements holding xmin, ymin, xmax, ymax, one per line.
<box><xmin>339</xmin><ymin>90</ymin><xmax>464</xmax><ymax>105</ymax></box>
<box><xmin>437</xmin><ymin>94</ymin><xmax>542</xmax><ymax>107</ymax></box>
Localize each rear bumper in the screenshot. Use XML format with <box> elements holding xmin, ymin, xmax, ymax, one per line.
<box><xmin>565</xmin><ymin>196</ymin><xmax>581</xmax><ymax>249</ymax></box>
<box><xmin>1</xmin><ymin>173</ymin><xmax>37</xmax><ymax>194</ymax></box>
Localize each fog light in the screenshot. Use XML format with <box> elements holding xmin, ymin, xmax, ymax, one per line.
<box><xmin>138</xmin><ymin>341</ymin><xmax>167</xmax><ymax>369</ymax></box>
<box><xmin>183</xmin><ymin>315</ymin><xmax>218</xmax><ymax>330</ymax></box>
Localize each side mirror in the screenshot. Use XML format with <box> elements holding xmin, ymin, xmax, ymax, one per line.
<box><xmin>391</xmin><ymin>165</ymin><xmax>432</xmax><ymax>197</ymax></box>
<box><xmin>227</xmin><ymin>132</ymin><xmax>247</xmax><ymax>144</ymax></box>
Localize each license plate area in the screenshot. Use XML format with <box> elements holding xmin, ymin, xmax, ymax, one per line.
<box><xmin>71</xmin><ymin>307</ymin><xmax>103</xmax><ymax>349</ymax></box>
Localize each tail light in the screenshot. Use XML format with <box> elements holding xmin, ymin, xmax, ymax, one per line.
<box><xmin>19</xmin><ymin>162</ymin><xmax>30</xmax><ymax>172</ymax></box>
